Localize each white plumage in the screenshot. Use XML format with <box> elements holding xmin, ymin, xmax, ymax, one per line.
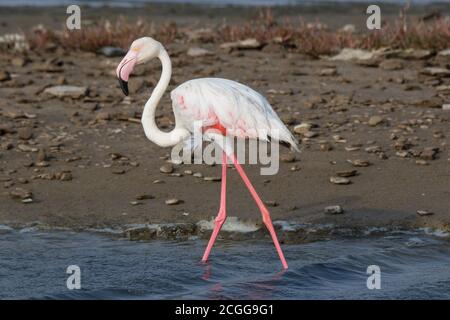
<box><xmin>171</xmin><ymin>78</ymin><xmax>299</xmax><ymax>151</ymax></box>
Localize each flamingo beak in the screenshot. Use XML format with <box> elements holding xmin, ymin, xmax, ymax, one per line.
<box><xmin>116</xmin><ymin>50</ymin><xmax>139</xmax><ymax>96</ymax></box>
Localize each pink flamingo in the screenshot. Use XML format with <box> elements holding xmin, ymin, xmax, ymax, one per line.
<box><xmin>116</xmin><ymin>37</ymin><xmax>298</xmax><ymax>269</ymax></box>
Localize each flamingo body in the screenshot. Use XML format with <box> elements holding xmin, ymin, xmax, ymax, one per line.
<box><xmin>171</xmin><ymin>78</ymin><xmax>298</xmax><ymax>150</ymax></box>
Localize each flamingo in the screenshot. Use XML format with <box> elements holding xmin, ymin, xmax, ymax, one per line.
<box><xmin>116</xmin><ymin>37</ymin><xmax>299</xmax><ymax>269</ymax></box>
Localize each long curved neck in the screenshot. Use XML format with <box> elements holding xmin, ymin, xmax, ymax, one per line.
<box><xmin>141</xmin><ymin>47</ymin><xmax>187</xmax><ymax>147</ymax></box>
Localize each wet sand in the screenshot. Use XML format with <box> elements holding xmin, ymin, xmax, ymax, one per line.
<box><xmin>0</xmin><ymin>4</ymin><xmax>449</xmax><ymax>235</ymax></box>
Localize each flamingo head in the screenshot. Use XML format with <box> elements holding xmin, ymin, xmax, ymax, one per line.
<box><xmin>116</xmin><ymin>37</ymin><xmax>162</xmax><ymax>96</ymax></box>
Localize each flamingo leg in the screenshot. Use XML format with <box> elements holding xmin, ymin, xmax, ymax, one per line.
<box><xmin>228</xmin><ymin>152</ymin><xmax>288</xmax><ymax>270</ymax></box>
<box><xmin>201</xmin><ymin>151</ymin><xmax>228</xmax><ymax>263</ymax></box>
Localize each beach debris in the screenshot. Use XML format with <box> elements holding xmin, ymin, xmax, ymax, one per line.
<box><xmin>319</xmin><ymin>141</ymin><xmax>333</xmax><ymax>151</ymax></box>
<box><xmin>379</xmin><ymin>59</ymin><xmax>404</xmax><ymax>70</ymax></box>
<box><xmin>421</xmin><ymin>67</ymin><xmax>450</xmax><ymax>77</ymax></box>
<box><xmin>43</xmin><ymin>85</ymin><xmax>88</xmax><ymax>99</ymax></box>
<box><xmin>220</xmin><ymin>38</ymin><xmax>262</xmax><ymax>50</ymax></box>
<box><xmin>320</xmin><ymin>67</ymin><xmax>338</xmax><ymax>76</ymax></box>
<box><xmin>324</xmin><ymin>205</ymin><xmax>344</xmax><ymax>214</ymax></box>
<box><xmin>111</xmin><ymin>168</ymin><xmax>125</xmax><ymax>174</ymax></box>
<box><xmin>135</xmin><ymin>194</ymin><xmax>154</xmax><ymax>200</ymax></box>
<box><xmin>187</xmin><ymin>47</ymin><xmax>214</xmax><ymax>57</ymax></box>
<box><xmin>165</xmin><ymin>198</ymin><xmax>182</xmax><ymax>205</ymax></box>
<box><xmin>204</xmin><ymin>176</ymin><xmax>221</xmax><ymax>182</ymax></box>
<box><xmin>419</xmin><ymin>147</ymin><xmax>438</xmax><ymax>161</ymax></box>
<box><xmin>336</xmin><ymin>170</ymin><xmax>357</xmax><ymax>177</ymax></box>
<box><xmin>97</xmin><ymin>46</ymin><xmax>126</xmax><ymax>57</ymax></box>
<box><xmin>368</xmin><ymin>115</ymin><xmax>384</xmax><ymax>126</ymax></box>
<box><xmin>329</xmin><ymin>176</ymin><xmax>351</xmax><ymax>185</ymax></box>
<box><xmin>159</xmin><ymin>163</ymin><xmax>174</xmax><ymax>174</ymax></box>
<box><xmin>417</xmin><ymin>210</ymin><xmax>434</xmax><ymax>216</ymax></box>
<box><xmin>329</xmin><ymin>48</ymin><xmax>377</xmax><ymax>61</ymax></box>
<box><xmin>438</xmin><ymin>49</ymin><xmax>450</xmax><ymax>56</ymax></box>
<box><xmin>347</xmin><ymin>159</ymin><xmax>371</xmax><ymax>167</ymax></box>
<box><xmin>9</xmin><ymin>187</ymin><xmax>32</xmax><ymax>200</ymax></box>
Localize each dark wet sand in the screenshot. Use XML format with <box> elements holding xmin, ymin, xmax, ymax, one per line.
<box><xmin>0</xmin><ymin>4</ymin><xmax>449</xmax><ymax>234</ymax></box>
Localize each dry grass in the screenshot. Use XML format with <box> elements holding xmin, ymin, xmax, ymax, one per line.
<box><xmin>24</xmin><ymin>8</ymin><xmax>450</xmax><ymax>56</ymax></box>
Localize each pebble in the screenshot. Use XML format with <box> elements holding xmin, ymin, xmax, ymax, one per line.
<box><xmin>442</xmin><ymin>104</ymin><xmax>450</xmax><ymax>111</ymax></box>
<box><xmin>368</xmin><ymin>115</ymin><xmax>384</xmax><ymax>126</ymax></box>
<box><xmin>420</xmin><ymin>147</ymin><xmax>438</xmax><ymax>161</ymax></box>
<box><xmin>293</xmin><ymin>123</ymin><xmax>313</xmax><ymax>134</ymax></box>
<box><xmin>324</xmin><ymin>205</ymin><xmax>344</xmax><ymax>214</ymax></box>
<box><xmin>135</xmin><ymin>194</ymin><xmax>154</xmax><ymax>200</ymax></box>
<box><xmin>320</xmin><ymin>68</ymin><xmax>338</xmax><ymax>76</ymax></box>
<box><xmin>204</xmin><ymin>176</ymin><xmax>221</xmax><ymax>182</ymax></box>
<box><xmin>184</xmin><ymin>170</ymin><xmax>193</xmax><ymax>175</ymax></box>
<box><xmin>159</xmin><ymin>163</ymin><xmax>174</xmax><ymax>174</ymax></box>
<box><xmin>264</xmin><ymin>200</ymin><xmax>278</xmax><ymax>207</ymax></box>
<box><xmin>336</xmin><ymin>170</ymin><xmax>357</xmax><ymax>177</ymax></box>
<box><xmin>319</xmin><ymin>141</ymin><xmax>333</xmax><ymax>151</ymax></box>
<box><xmin>347</xmin><ymin>159</ymin><xmax>371</xmax><ymax>167</ymax></box>
<box><xmin>330</xmin><ymin>176</ymin><xmax>351</xmax><ymax>185</ymax></box>
<box><xmin>416</xmin><ymin>210</ymin><xmax>434</xmax><ymax>216</ymax></box>
<box><xmin>280</xmin><ymin>153</ymin><xmax>296</xmax><ymax>163</ymax></box>
<box><xmin>11</xmin><ymin>57</ymin><xmax>28</xmax><ymax>67</ymax></box>
<box><xmin>112</xmin><ymin>168</ymin><xmax>125</xmax><ymax>174</ymax></box>
<box><xmin>421</xmin><ymin>67</ymin><xmax>450</xmax><ymax>77</ymax></box>
<box><xmin>43</xmin><ymin>85</ymin><xmax>88</xmax><ymax>99</ymax></box>
<box><xmin>187</xmin><ymin>47</ymin><xmax>214</xmax><ymax>57</ymax></box>
<box><xmin>165</xmin><ymin>198</ymin><xmax>181</xmax><ymax>205</ymax></box>
<box><xmin>9</xmin><ymin>187</ymin><xmax>32</xmax><ymax>200</ymax></box>
<box><xmin>379</xmin><ymin>59</ymin><xmax>404</xmax><ymax>70</ymax></box>
<box><xmin>220</xmin><ymin>38</ymin><xmax>262</xmax><ymax>50</ymax></box>
<box><xmin>290</xmin><ymin>164</ymin><xmax>301</xmax><ymax>171</ymax></box>
<box><xmin>17</xmin><ymin>127</ymin><xmax>33</xmax><ymax>140</ymax></box>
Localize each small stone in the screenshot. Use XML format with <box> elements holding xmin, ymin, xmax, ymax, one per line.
<box><xmin>187</xmin><ymin>47</ymin><xmax>214</xmax><ymax>57</ymax></box>
<box><xmin>280</xmin><ymin>153</ymin><xmax>296</xmax><ymax>163</ymax></box>
<box><xmin>347</xmin><ymin>159</ymin><xmax>371</xmax><ymax>167</ymax></box>
<box><xmin>330</xmin><ymin>176</ymin><xmax>351</xmax><ymax>185</ymax></box>
<box><xmin>165</xmin><ymin>198</ymin><xmax>181</xmax><ymax>205</ymax></box>
<box><xmin>12</xmin><ymin>57</ymin><xmax>28</xmax><ymax>67</ymax></box>
<box><xmin>193</xmin><ymin>172</ymin><xmax>203</xmax><ymax>178</ymax></box>
<box><xmin>420</xmin><ymin>147</ymin><xmax>438</xmax><ymax>161</ymax></box>
<box><xmin>112</xmin><ymin>168</ymin><xmax>125</xmax><ymax>174</ymax></box>
<box><xmin>303</xmin><ymin>131</ymin><xmax>319</xmax><ymax>138</ymax></box>
<box><xmin>415</xmin><ymin>159</ymin><xmax>428</xmax><ymax>165</ymax></box>
<box><xmin>220</xmin><ymin>38</ymin><xmax>262</xmax><ymax>50</ymax></box>
<box><xmin>59</xmin><ymin>172</ymin><xmax>72</xmax><ymax>181</ymax></box>
<box><xmin>36</xmin><ymin>149</ymin><xmax>47</xmax><ymax>162</ymax></box>
<box><xmin>17</xmin><ymin>127</ymin><xmax>33</xmax><ymax>140</ymax></box>
<box><xmin>35</xmin><ymin>161</ymin><xmax>50</xmax><ymax>167</ymax></box>
<box><xmin>379</xmin><ymin>59</ymin><xmax>404</xmax><ymax>70</ymax></box>
<box><xmin>336</xmin><ymin>170</ymin><xmax>357</xmax><ymax>177</ymax></box>
<box><xmin>204</xmin><ymin>176</ymin><xmax>221</xmax><ymax>182</ymax></box>
<box><xmin>130</xmin><ymin>201</ymin><xmax>141</xmax><ymax>206</ymax></box>
<box><xmin>319</xmin><ymin>141</ymin><xmax>333</xmax><ymax>151</ymax></box>
<box><xmin>135</xmin><ymin>194</ymin><xmax>154</xmax><ymax>200</ymax></box>
<box><xmin>320</xmin><ymin>68</ymin><xmax>338</xmax><ymax>76</ymax></box>
<box><xmin>293</xmin><ymin>123</ymin><xmax>312</xmax><ymax>134</ymax></box>
<box><xmin>416</xmin><ymin>210</ymin><xmax>434</xmax><ymax>216</ymax></box>
<box><xmin>442</xmin><ymin>104</ymin><xmax>450</xmax><ymax>111</ymax></box>
<box><xmin>324</xmin><ymin>205</ymin><xmax>344</xmax><ymax>214</ymax></box>
<box><xmin>421</xmin><ymin>67</ymin><xmax>450</xmax><ymax>77</ymax></box>
<box><xmin>264</xmin><ymin>200</ymin><xmax>278</xmax><ymax>207</ymax></box>
<box><xmin>43</xmin><ymin>85</ymin><xmax>88</xmax><ymax>99</ymax></box>
<box><xmin>290</xmin><ymin>164</ymin><xmax>301</xmax><ymax>171</ymax></box>
<box><xmin>368</xmin><ymin>115</ymin><xmax>384</xmax><ymax>126</ymax></box>
<box><xmin>160</xmin><ymin>163</ymin><xmax>174</xmax><ymax>174</ymax></box>
<box><xmin>9</xmin><ymin>187</ymin><xmax>32</xmax><ymax>200</ymax></box>
<box><xmin>21</xmin><ymin>198</ymin><xmax>34</xmax><ymax>204</ymax></box>
<box><xmin>184</xmin><ymin>170</ymin><xmax>193</xmax><ymax>175</ymax></box>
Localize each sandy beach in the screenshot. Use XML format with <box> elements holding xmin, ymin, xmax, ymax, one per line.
<box><xmin>0</xmin><ymin>3</ymin><xmax>449</xmax><ymax>238</ymax></box>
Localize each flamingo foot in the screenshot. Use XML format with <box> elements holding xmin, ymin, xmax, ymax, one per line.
<box><xmin>201</xmin><ymin>209</ymin><xmax>227</xmax><ymax>263</ymax></box>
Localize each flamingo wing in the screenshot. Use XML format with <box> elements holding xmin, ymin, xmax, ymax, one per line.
<box><xmin>171</xmin><ymin>78</ymin><xmax>299</xmax><ymax>151</ymax></box>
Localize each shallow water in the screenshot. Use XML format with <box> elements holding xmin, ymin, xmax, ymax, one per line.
<box><xmin>1</xmin><ymin>229</ymin><xmax>450</xmax><ymax>299</ymax></box>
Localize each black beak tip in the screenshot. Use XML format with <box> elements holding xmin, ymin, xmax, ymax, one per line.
<box><xmin>118</xmin><ymin>77</ymin><xmax>129</xmax><ymax>96</ymax></box>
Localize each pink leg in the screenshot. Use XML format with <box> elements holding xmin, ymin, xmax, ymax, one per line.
<box><xmin>229</xmin><ymin>153</ymin><xmax>288</xmax><ymax>269</ymax></box>
<box><xmin>201</xmin><ymin>151</ymin><xmax>228</xmax><ymax>263</ymax></box>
